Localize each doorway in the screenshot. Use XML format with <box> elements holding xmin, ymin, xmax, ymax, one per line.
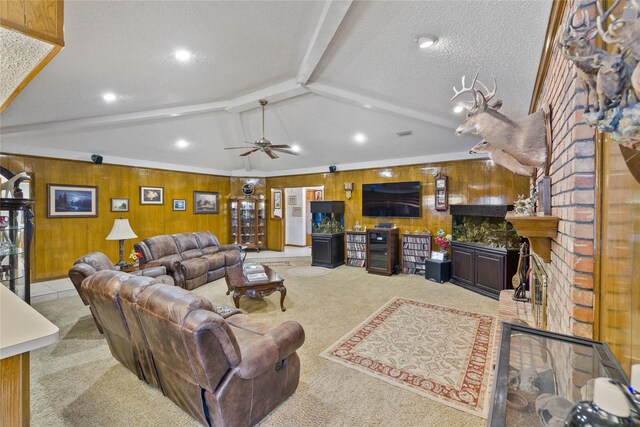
<box><xmin>284</xmin><ymin>186</ymin><xmax>323</xmax><ymax>248</ymax></box>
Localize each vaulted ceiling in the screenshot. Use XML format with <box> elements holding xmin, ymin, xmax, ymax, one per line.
<box><xmin>0</xmin><ymin>0</ymin><xmax>552</xmax><ymax>177</ymax></box>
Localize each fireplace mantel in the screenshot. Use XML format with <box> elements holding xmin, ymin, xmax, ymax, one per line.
<box><xmin>505</xmin><ymin>212</ymin><xmax>558</xmax><ymax>263</ymax></box>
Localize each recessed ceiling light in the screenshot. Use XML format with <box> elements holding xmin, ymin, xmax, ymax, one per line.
<box><xmin>102</xmin><ymin>92</ymin><xmax>117</xmax><ymax>102</ymax></box>
<box><xmin>353</xmin><ymin>133</ymin><xmax>367</xmax><ymax>144</ymax></box>
<box><xmin>453</xmin><ymin>105</ymin><xmax>465</xmax><ymax>113</ymax></box>
<box><xmin>416</xmin><ymin>35</ymin><xmax>438</xmax><ymax>49</ymax></box>
<box><xmin>291</xmin><ymin>144</ymin><xmax>301</xmax><ymax>153</ymax></box>
<box><xmin>175</xmin><ymin>139</ymin><xmax>190</xmax><ymax>149</ymax></box>
<box><xmin>174</xmin><ymin>49</ymin><xmax>192</xmax><ymax>62</ymax></box>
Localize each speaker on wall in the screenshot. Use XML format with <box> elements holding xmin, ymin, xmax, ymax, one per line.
<box><xmin>91</xmin><ymin>154</ymin><xmax>103</xmax><ymax>165</ymax></box>
<box><xmin>329</xmin><ymin>165</ymin><xmax>337</xmax><ymax>173</ymax></box>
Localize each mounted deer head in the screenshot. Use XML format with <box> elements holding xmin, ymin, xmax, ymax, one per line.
<box><xmin>451</xmin><ymin>71</ymin><xmax>548</xmax><ymax>169</ymax></box>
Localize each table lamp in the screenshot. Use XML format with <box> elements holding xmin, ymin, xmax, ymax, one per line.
<box><xmin>106</xmin><ymin>218</ymin><xmax>137</xmax><ymax>269</ymax></box>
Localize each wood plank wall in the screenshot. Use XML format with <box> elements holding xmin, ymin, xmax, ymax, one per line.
<box><xmin>0</xmin><ymin>154</ymin><xmax>231</xmax><ymax>281</ymax></box>
<box><xmin>266</xmin><ymin>159</ymin><xmax>530</xmax><ymax>251</ymax></box>
<box><xmin>597</xmin><ymin>137</ymin><xmax>640</xmax><ymax>373</ymax></box>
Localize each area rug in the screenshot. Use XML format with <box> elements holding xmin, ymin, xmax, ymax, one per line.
<box><xmin>320</xmin><ymin>297</ymin><xmax>496</xmax><ymax>417</ymax></box>
<box><xmin>288</xmin><ymin>265</ymin><xmax>333</xmax><ymax>277</ymax></box>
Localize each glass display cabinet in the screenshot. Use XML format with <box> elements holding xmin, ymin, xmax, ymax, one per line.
<box><xmin>449</xmin><ymin>204</ymin><xmax>520</xmax><ymax>299</ymax></box>
<box><xmin>489</xmin><ymin>322</ymin><xmax>629</xmax><ymax>427</ymax></box>
<box><xmin>230</xmin><ymin>197</ymin><xmax>266</xmax><ymax>251</ymax></box>
<box><xmin>1</xmin><ymin>198</ymin><xmax>34</xmax><ymax>303</ymax></box>
<box><xmin>310</xmin><ymin>201</ymin><xmax>344</xmax><ymax>268</ymax></box>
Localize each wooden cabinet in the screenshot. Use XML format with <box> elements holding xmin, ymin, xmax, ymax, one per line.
<box><xmin>450</xmin><ymin>242</ymin><xmax>518</xmax><ymax>299</ymax></box>
<box><xmin>311</xmin><ymin>233</ymin><xmax>344</xmax><ymax>268</ymax></box>
<box><xmin>1</xmin><ymin>0</ymin><xmax>64</xmax><ymax>111</ymax></box>
<box><xmin>345</xmin><ymin>231</ymin><xmax>366</xmax><ymax>267</ymax></box>
<box><xmin>366</xmin><ymin>228</ymin><xmax>399</xmax><ymax>276</ymax></box>
<box><xmin>229</xmin><ymin>198</ymin><xmax>266</xmax><ymax>251</ymax></box>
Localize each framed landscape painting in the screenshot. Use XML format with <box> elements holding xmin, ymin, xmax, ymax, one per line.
<box><xmin>47</xmin><ymin>184</ymin><xmax>98</xmax><ymax>218</ymax></box>
<box><xmin>140</xmin><ymin>186</ymin><xmax>164</xmax><ymax>205</ymax></box>
<box><xmin>194</xmin><ymin>191</ymin><xmax>219</xmax><ymax>214</ymax></box>
<box><xmin>173</xmin><ymin>199</ymin><xmax>186</xmax><ymax>211</ymax></box>
<box><xmin>111</xmin><ymin>198</ymin><xmax>129</xmax><ymax>212</ymax></box>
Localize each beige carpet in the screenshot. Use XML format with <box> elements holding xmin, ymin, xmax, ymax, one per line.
<box><xmin>320</xmin><ymin>297</ymin><xmax>495</xmax><ymax>417</ymax></box>
<box><xmin>31</xmin><ymin>262</ymin><xmax>498</xmax><ymax>426</ymax></box>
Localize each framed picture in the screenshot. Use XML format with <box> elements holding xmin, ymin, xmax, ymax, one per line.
<box><xmin>288</xmin><ymin>195</ymin><xmax>297</xmax><ymax>206</ymax></box>
<box><xmin>140</xmin><ymin>186</ymin><xmax>164</xmax><ymax>205</ymax></box>
<box><xmin>47</xmin><ymin>184</ymin><xmax>98</xmax><ymax>218</ymax></box>
<box><xmin>292</xmin><ymin>206</ymin><xmax>303</xmax><ymax>217</ymax></box>
<box><xmin>173</xmin><ymin>199</ymin><xmax>186</xmax><ymax>211</ymax></box>
<box><xmin>434</xmin><ymin>173</ymin><xmax>448</xmax><ymax>211</ymax></box>
<box><xmin>194</xmin><ymin>191</ymin><xmax>219</xmax><ymax>214</ymax></box>
<box><xmin>111</xmin><ymin>198</ymin><xmax>129</xmax><ymax>212</ymax></box>
<box><xmin>272</xmin><ymin>189</ymin><xmax>282</xmax><ymax>219</ymax></box>
<box><xmin>314</xmin><ymin>190</ymin><xmax>323</xmax><ymax>200</ymax></box>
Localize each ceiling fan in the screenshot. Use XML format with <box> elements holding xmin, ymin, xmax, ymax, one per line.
<box><xmin>224</xmin><ymin>99</ymin><xmax>298</xmax><ymax>159</ymax></box>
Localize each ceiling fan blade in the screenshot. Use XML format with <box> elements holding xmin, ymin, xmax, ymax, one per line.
<box><xmin>270</xmin><ymin>148</ymin><xmax>298</xmax><ymax>155</ymax></box>
<box><xmin>268</xmin><ymin>144</ymin><xmax>292</xmax><ymax>149</ymax></box>
<box><xmin>265</xmin><ymin>150</ymin><xmax>279</xmax><ymax>159</ymax></box>
<box><xmin>225</xmin><ymin>146</ymin><xmax>256</xmax><ymax>150</ymax></box>
<box><xmin>239</xmin><ymin>148</ymin><xmax>261</xmax><ymax>157</ymax></box>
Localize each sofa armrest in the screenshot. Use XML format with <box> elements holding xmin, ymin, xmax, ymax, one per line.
<box><xmin>264</xmin><ymin>321</ymin><xmax>305</xmax><ymax>360</ymax></box>
<box><xmin>218</xmin><ymin>244</ymin><xmax>241</xmax><ymax>252</ymax></box>
<box><xmin>68</xmin><ymin>263</ymin><xmax>97</xmax><ymax>305</ymax></box>
<box><xmin>131</xmin><ymin>265</ymin><xmax>167</xmax><ymax>278</ymax></box>
<box><xmin>146</xmin><ymin>259</ymin><xmax>186</xmax><ymax>288</ymax></box>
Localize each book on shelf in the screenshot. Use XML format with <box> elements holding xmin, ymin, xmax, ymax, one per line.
<box><xmin>245</xmin><ymin>272</ymin><xmax>268</xmax><ymax>282</ymax></box>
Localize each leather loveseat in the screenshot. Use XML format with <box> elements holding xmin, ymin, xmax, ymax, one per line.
<box><xmin>134</xmin><ymin>231</ymin><xmax>242</xmax><ymax>290</ymax></box>
<box><xmin>81</xmin><ymin>270</ymin><xmax>304</xmax><ymax>427</ymax></box>
<box><xmin>68</xmin><ymin>251</ymin><xmax>175</xmax><ymax>332</ymax></box>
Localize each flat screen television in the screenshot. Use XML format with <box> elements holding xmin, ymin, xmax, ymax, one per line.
<box><xmin>362</xmin><ymin>181</ymin><xmax>421</xmax><ymax>218</ymax></box>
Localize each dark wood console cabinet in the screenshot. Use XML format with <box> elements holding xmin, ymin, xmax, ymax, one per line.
<box><xmin>366</xmin><ymin>228</ymin><xmax>399</xmax><ymax>276</ymax></box>
<box><xmin>451</xmin><ymin>242</ymin><xmax>518</xmax><ymax>299</ymax></box>
<box><xmin>311</xmin><ymin>233</ymin><xmax>344</xmax><ymax>268</ymax></box>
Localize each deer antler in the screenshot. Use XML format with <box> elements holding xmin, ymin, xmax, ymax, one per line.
<box><xmin>451</xmin><ymin>71</ymin><xmax>480</xmax><ymax>109</ymax></box>
<box><xmin>597</xmin><ymin>0</ymin><xmax>622</xmax><ymax>24</ymax></box>
<box><xmin>476</xmin><ymin>75</ymin><xmax>497</xmax><ymax>103</ymax></box>
<box><xmin>597</xmin><ymin>15</ymin><xmax>622</xmax><ymax>43</ymax></box>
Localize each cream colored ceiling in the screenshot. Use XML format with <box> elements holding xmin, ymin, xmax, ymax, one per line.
<box><xmin>0</xmin><ymin>0</ymin><xmax>552</xmax><ymax>176</ymax></box>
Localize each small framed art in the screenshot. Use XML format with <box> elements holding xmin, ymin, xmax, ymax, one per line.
<box><xmin>111</xmin><ymin>198</ymin><xmax>129</xmax><ymax>212</ymax></box>
<box><xmin>47</xmin><ymin>184</ymin><xmax>98</xmax><ymax>218</ymax></box>
<box><xmin>140</xmin><ymin>186</ymin><xmax>164</xmax><ymax>205</ymax></box>
<box><xmin>173</xmin><ymin>199</ymin><xmax>186</xmax><ymax>211</ymax></box>
<box><xmin>288</xmin><ymin>195</ymin><xmax>297</xmax><ymax>206</ymax></box>
<box><xmin>194</xmin><ymin>191</ymin><xmax>219</xmax><ymax>214</ymax></box>
<box><xmin>434</xmin><ymin>173</ymin><xmax>448</xmax><ymax>212</ymax></box>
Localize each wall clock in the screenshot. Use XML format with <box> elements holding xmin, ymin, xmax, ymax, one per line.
<box><xmin>242</xmin><ymin>183</ymin><xmax>255</xmax><ymax>196</ymax></box>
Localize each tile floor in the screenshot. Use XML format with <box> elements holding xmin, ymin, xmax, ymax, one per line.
<box><xmin>29</xmin><ymin>246</ymin><xmax>311</xmax><ymax>303</ymax></box>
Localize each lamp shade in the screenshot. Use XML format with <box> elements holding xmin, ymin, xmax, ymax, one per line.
<box><xmin>106</xmin><ymin>218</ymin><xmax>137</xmax><ymax>241</ymax></box>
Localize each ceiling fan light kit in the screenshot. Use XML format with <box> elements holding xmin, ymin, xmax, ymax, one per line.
<box><xmin>224</xmin><ymin>99</ymin><xmax>299</xmax><ymax>159</ymax></box>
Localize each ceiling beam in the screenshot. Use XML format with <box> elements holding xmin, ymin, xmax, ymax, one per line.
<box><xmin>296</xmin><ymin>0</ymin><xmax>353</xmax><ymax>85</ymax></box>
<box><xmin>307</xmin><ymin>82</ymin><xmax>460</xmax><ymax>130</ymax></box>
<box><xmin>224</xmin><ymin>79</ymin><xmax>309</xmax><ymax>114</ymax></box>
<box><xmin>0</xmin><ymin>100</ymin><xmax>227</xmax><ymax>136</ymax></box>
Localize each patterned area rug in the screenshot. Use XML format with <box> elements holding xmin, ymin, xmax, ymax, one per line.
<box><xmin>288</xmin><ymin>266</ymin><xmax>333</xmax><ymax>277</ymax></box>
<box><xmin>320</xmin><ymin>297</ymin><xmax>495</xmax><ymax>417</ymax></box>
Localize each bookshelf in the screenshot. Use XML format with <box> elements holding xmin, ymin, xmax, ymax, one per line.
<box><xmin>345</xmin><ymin>231</ymin><xmax>366</xmax><ymax>267</ymax></box>
<box><xmin>401</xmin><ymin>232</ymin><xmax>432</xmax><ymax>275</ymax></box>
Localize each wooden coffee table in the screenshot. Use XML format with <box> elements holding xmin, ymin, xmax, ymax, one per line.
<box><xmin>225</xmin><ymin>264</ymin><xmax>287</xmax><ymax>311</ymax></box>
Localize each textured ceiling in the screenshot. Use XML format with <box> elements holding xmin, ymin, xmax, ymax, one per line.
<box><xmin>0</xmin><ymin>0</ymin><xmax>552</xmax><ymax>176</ymax></box>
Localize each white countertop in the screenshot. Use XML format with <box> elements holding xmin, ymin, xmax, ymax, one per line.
<box><xmin>1</xmin><ymin>285</ymin><xmax>59</xmax><ymax>359</ymax></box>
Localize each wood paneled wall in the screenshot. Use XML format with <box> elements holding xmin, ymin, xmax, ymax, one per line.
<box><xmin>0</xmin><ymin>154</ymin><xmax>230</xmax><ymax>281</ymax></box>
<box><xmin>597</xmin><ymin>137</ymin><xmax>640</xmax><ymax>373</ymax></box>
<box><xmin>266</xmin><ymin>160</ymin><xmax>530</xmax><ymax>251</ymax></box>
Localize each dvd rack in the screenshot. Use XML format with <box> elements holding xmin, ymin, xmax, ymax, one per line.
<box><xmin>401</xmin><ymin>232</ymin><xmax>432</xmax><ymax>274</ymax></box>
<box><xmin>345</xmin><ymin>231</ymin><xmax>366</xmax><ymax>267</ymax></box>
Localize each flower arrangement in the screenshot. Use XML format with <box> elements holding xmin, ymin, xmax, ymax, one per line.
<box><xmin>129</xmin><ymin>250</ymin><xmax>143</xmax><ymax>263</ymax></box>
<box><xmin>434</xmin><ymin>229</ymin><xmax>452</xmax><ymax>252</ymax></box>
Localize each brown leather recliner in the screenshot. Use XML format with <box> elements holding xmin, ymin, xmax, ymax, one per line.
<box><xmin>134</xmin><ymin>231</ymin><xmax>242</xmax><ymax>290</ymax></box>
<box><xmin>81</xmin><ymin>270</ymin><xmax>304</xmax><ymax>427</ymax></box>
<box><xmin>69</xmin><ymin>252</ymin><xmax>174</xmax><ymax>333</ymax></box>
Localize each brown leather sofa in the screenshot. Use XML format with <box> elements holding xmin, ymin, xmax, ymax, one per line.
<box><xmin>68</xmin><ymin>252</ymin><xmax>175</xmax><ymax>332</ymax></box>
<box><xmin>134</xmin><ymin>231</ymin><xmax>242</xmax><ymax>290</ymax></box>
<box><xmin>81</xmin><ymin>270</ymin><xmax>304</xmax><ymax>427</ymax></box>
